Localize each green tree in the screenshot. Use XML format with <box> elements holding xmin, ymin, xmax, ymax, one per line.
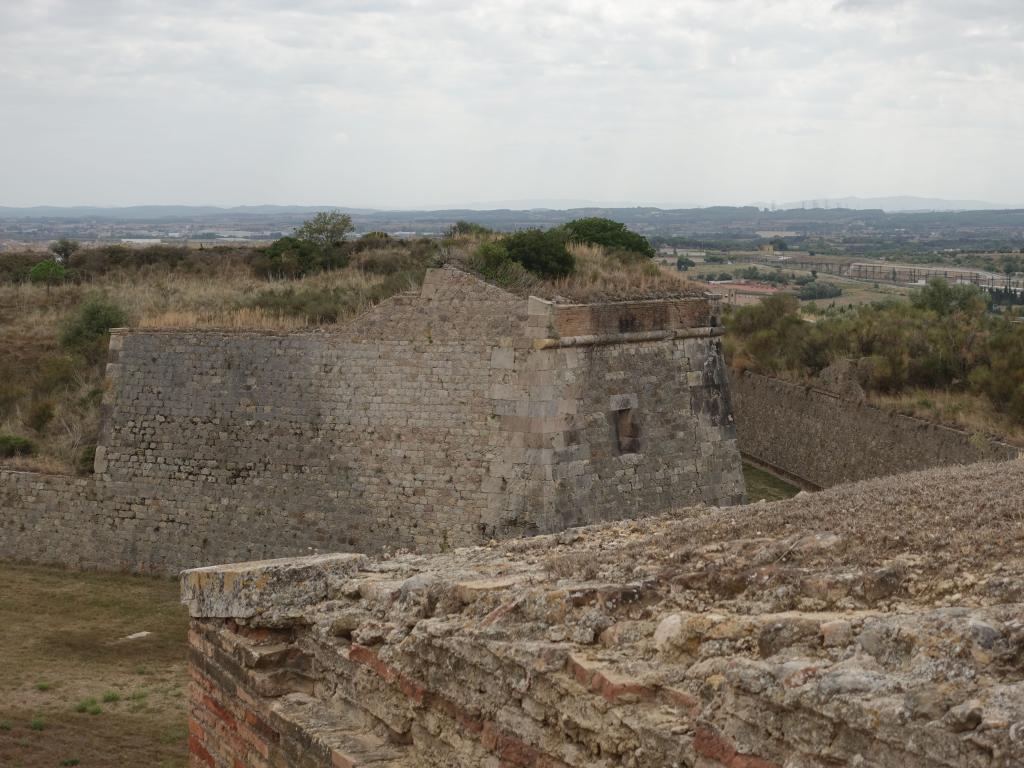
<box><xmin>49</xmin><ymin>238</ymin><xmax>81</xmax><ymax>263</ymax></box>
<box><xmin>28</xmin><ymin>260</ymin><xmax>66</xmax><ymax>291</ymax></box>
<box><xmin>503</xmin><ymin>229</ymin><xmax>574</xmax><ymax>278</ymax></box>
<box><xmin>293</xmin><ymin>211</ymin><xmax>354</xmax><ymax>251</ymax></box>
<box><xmin>910</xmin><ymin>278</ymin><xmax>988</xmax><ymax>317</ymax></box>
<box><xmin>676</xmin><ymin>257</ymin><xmax>695</xmax><ymax>271</ymax></box>
<box><xmin>60</xmin><ymin>297</ymin><xmax>129</xmax><ymax>363</ymax></box>
<box><xmin>560</xmin><ymin>217</ymin><xmax>655</xmax><ymax>258</ymax></box>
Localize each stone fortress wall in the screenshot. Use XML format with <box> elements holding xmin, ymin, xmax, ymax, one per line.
<box><xmin>731</xmin><ymin>371</ymin><xmax>1020</xmax><ymax>488</ymax></box>
<box><xmin>1</xmin><ymin>267</ymin><xmax>744</xmax><ymax>575</ymax></box>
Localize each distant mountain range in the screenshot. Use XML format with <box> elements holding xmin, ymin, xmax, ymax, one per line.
<box><xmin>772</xmin><ymin>196</ymin><xmax>1017</xmax><ymax>212</ymax></box>
<box><xmin>0</xmin><ymin>205</ymin><xmax>378</xmax><ymax>220</ymax></box>
<box><xmin>1</xmin><ymin>197</ymin><xmax>1021</xmax><ymax>219</ymax></box>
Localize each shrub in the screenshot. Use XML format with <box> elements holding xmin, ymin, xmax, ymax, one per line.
<box><xmin>465</xmin><ymin>241</ymin><xmax>534</xmax><ymax>289</ymax></box>
<box><xmin>27</xmin><ymin>400</ymin><xmax>55</xmax><ymax>433</ymax></box>
<box><xmin>446</xmin><ymin>220</ymin><xmax>493</xmax><ymax>237</ymax></box>
<box><xmin>0</xmin><ymin>434</ymin><xmax>35</xmax><ymax>458</ymax></box>
<box><xmin>797</xmin><ymin>282</ymin><xmax>843</xmax><ymax>300</ymax></box>
<box><xmin>353</xmin><ymin>248</ymin><xmax>421</xmax><ymax>275</ymax></box>
<box><xmin>560</xmin><ymin>218</ymin><xmax>655</xmax><ymax>258</ymax></box>
<box><xmin>502</xmin><ymin>228</ymin><xmax>574</xmax><ymax>278</ymax></box>
<box><xmin>35</xmin><ymin>355</ymin><xmax>79</xmax><ymax>394</ymax></box>
<box><xmin>75</xmin><ymin>698</ymin><xmax>102</xmax><ymax>715</ymax></box>
<box><xmin>250</xmin><ymin>237</ymin><xmax>319</xmax><ymax>278</ymax></box>
<box><xmin>351</xmin><ymin>232</ymin><xmax>393</xmax><ymax>253</ymax></box>
<box><xmin>60</xmin><ymin>297</ymin><xmax>129</xmax><ymax>359</ymax></box>
<box><xmin>28</xmin><ymin>259</ymin><xmax>67</xmax><ymax>288</ymax></box>
<box><xmin>29</xmin><ymin>717</ymin><xmax>45</xmax><ymax>731</ymax></box>
<box><xmin>246</xmin><ymin>287</ymin><xmax>355</xmax><ymax>323</ymax></box>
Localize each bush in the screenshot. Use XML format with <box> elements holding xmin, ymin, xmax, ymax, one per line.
<box><xmin>560</xmin><ymin>218</ymin><xmax>655</xmax><ymax>258</ymax></box>
<box><xmin>0</xmin><ymin>434</ymin><xmax>35</xmax><ymax>458</ymax></box>
<box><xmin>60</xmin><ymin>297</ymin><xmax>129</xmax><ymax>362</ymax></box>
<box><xmin>246</xmin><ymin>286</ymin><xmax>358</xmax><ymax>323</ymax></box>
<box><xmin>28</xmin><ymin>259</ymin><xmax>66</xmax><ymax>288</ymax></box>
<box><xmin>353</xmin><ymin>248</ymin><xmax>422</xmax><ymax>275</ymax></box>
<box><xmin>797</xmin><ymin>282</ymin><xmax>843</xmax><ymax>300</ymax></box>
<box><xmin>446</xmin><ymin>220</ymin><xmax>493</xmax><ymax>237</ymax></box>
<box><xmin>465</xmin><ymin>241</ymin><xmax>534</xmax><ymax>288</ymax></box>
<box><xmin>502</xmin><ymin>229</ymin><xmax>574</xmax><ymax>278</ymax></box>
<box><xmin>35</xmin><ymin>355</ymin><xmax>79</xmax><ymax>394</ymax></box>
<box><xmin>250</xmin><ymin>237</ymin><xmax>319</xmax><ymax>278</ymax></box>
<box><xmin>351</xmin><ymin>232</ymin><xmax>393</xmax><ymax>253</ymax></box>
<box><xmin>26</xmin><ymin>400</ymin><xmax>55</xmax><ymax>433</ymax></box>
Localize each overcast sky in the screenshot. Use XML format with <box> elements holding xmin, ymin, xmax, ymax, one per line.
<box><xmin>1</xmin><ymin>0</ymin><xmax>1022</xmax><ymax>208</ymax></box>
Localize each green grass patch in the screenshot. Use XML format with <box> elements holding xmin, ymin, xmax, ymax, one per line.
<box><xmin>743</xmin><ymin>462</ymin><xmax>800</xmax><ymax>503</ymax></box>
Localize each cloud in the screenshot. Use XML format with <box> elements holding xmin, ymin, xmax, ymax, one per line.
<box><xmin>0</xmin><ymin>0</ymin><xmax>1022</xmax><ymax>206</ymax></box>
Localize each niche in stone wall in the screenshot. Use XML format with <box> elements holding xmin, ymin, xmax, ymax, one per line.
<box><xmin>608</xmin><ymin>393</ymin><xmax>642</xmax><ymax>455</ymax></box>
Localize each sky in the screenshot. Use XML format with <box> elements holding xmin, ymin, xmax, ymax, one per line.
<box><xmin>1</xmin><ymin>0</ymin><xmax>1023</xmax><ymax>209</ymax></box>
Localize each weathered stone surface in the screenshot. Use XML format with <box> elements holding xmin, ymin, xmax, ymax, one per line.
<box><xmin>181</xmin><ymin>553</ymin><xmax>366</xmax><ymax>623</ymax></box>
<box><xmin>183</xmin><ymin>459</ymin><xmax>1024</xmax><ymax>767</ymax></box>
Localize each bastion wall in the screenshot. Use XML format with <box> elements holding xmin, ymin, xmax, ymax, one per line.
<box><xmin>731</xmin><ymin>370</ymin><xmax>1019</xmax><ymax>488</ymax></box>
<box><xmin>0</xmin><ymin>267</ymin><xmax>744</xmax><ymax>574</ymax></box>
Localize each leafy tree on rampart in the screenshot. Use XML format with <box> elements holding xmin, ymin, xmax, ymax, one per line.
<box><xmin>560</xmin><ymin>217</ymin><xmax>655</xmax><ymax>258</ymax></box>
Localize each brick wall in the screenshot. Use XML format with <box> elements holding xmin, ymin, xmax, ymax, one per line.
<box><xmin>731</xmin><ymin>371</ymin><xmax>1020</xmax><ymax>488</ymax></box>
<box><xmin>1</xmin><ymin>268</ymin><xmax>743</xmax><ymax>575</ymax></box>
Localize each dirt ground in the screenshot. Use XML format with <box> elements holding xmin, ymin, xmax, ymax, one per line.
<box><xmin>0</xmin><ymin>564</ymin><xmax>189</xmax><ymax>768</ymax></box>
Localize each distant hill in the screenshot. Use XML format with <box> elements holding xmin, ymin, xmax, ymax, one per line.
<box><xmin>0</xmin><ymin>205</ymin><xmax>378</xmax><ymax>219</ymax></box>
<box><xmin>774</xmin><ymin>196</ymin><xmax>1016</xmax><ymax>212</ymax></box>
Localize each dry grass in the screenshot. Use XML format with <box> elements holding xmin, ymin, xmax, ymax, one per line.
<box><xmin>0</xmin><ymin>563</ymin><xmax>188</xmax><ymax>768</ymax></box>
<box><xmin>541</xmin><ymin>242</ymin><xmax>702</xmax><ymax>303</ymax></box>
<box><xmin>136</xmin><ymin>307</ymin><xmax>309</xmax><ymax>330</ymax></box>
<box><xmin>0</xmin><ymin>258</ymin><xmax>414</xmax><ymax>473</ymax></box>
<box><xmin>868</xmin><ymin>389</ymin><xmax>1024</xmax><ymax>447</ymax></box>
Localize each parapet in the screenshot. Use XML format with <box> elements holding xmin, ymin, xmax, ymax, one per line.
<box><xmin>182</xmin><ymin>458</ymin><xmax>1024</xmax><ymax>767</ymax></box>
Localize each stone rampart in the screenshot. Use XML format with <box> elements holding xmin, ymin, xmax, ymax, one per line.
<box><xmin>1</xmin><ymin>268</ymin><xmax>744</xmax><ymax>574</ymax></box>
<box><xmin>732</xmin><ymin>370</ymin><xmax>1019</xmax><ymax>488</ymax></box>
<box><xmin>181</xmin><ymin>459</ymin><xmax>1024</xmax><ymax>768</ymax></box>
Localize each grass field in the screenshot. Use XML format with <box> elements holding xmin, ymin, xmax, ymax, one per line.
<box><xmin>0</xmin><ymin>564</ymin><xmax>188</xmax><ymax>768</ymax></box>
<box><xmin>742</xmin><ymin>462</ymin><xmax>800</xmax><ymax>502</ymax></box>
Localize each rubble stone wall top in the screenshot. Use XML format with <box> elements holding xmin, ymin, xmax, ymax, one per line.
<box><xmin>182</xmin><ymin>458</ymin><xmax>1024</xmax><ymax>767</ymax></box>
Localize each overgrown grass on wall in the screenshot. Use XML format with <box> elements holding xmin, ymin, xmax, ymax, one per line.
<box><xmin>0</xmin><ymin>244</ymin><xmax>436</xmax><ymax>474</ymax></box>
